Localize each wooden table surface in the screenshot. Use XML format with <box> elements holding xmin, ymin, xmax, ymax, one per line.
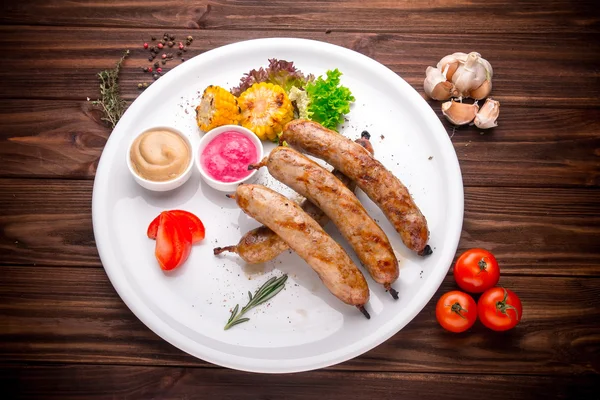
<box><xmin>1</xmin><ymin>0</ymin><xmax>599</xmax><ymax>398</ymax></box>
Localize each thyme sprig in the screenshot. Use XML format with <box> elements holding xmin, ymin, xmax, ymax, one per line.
<box><xmin>224</xmin><ymin>274</ymin><xmax>288</xmax><ymax>330</ymax></box>
<box><xmin>92</xmin><ymin>50</ymin><xmax>129</xmax><ymax>128</ymax></box>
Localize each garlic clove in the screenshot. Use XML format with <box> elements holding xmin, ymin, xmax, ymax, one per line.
<box><xmin>437</xmin><ymin>53</ymin><xmax>467</xmax><ymax>81</ymax></box>
<box><xmin>469</xmin><ymin>79</ymin><xmax>492</xmax><ymax>100</ymax></box>
<box><xmin>474</xmin><ymin>98</ymin><xmax>500</xmax><ymax>129</ymax></box>
<box><xmin>452</xmin><ymin>52</ymin><xmax>489</xmax><ymax>98</ymax></box>
<box><xmin>441</xmin><ymin>100</ymin><xmax>479</xmax><ymax>126</ymax></box>
<box><xmin>424</xmin><ymin>66</ymin><xmax>457</xmax><ymax>100</ymax></box>
<box><xmin>442</xmin><ymin>61</ymin><xmax>460</xmax><ymax>81</ymax></box>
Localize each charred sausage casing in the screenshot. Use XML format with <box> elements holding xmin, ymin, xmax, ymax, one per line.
<box><xmin>214</xmin><ymin>135</ymin><xmax>373</xmax><ymax>263</ymax></box>
<box><xmin>282</xmin><ymin>120</ymin><xmax>431</xmax><ymax>255</ymax></box>
<box><xmin>251</xmin><ymin>147</ymin><xmax>399</xmax><ymax>294</ymax></box>
<box><xmin>232</xmin><ymin>184</ymin><xmax>370</xmax><ymax>313</ymax></box>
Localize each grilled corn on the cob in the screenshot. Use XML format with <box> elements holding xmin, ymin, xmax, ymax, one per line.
<box><xmin>238</xmin><ymin>82</ymin><xmax>294</xmax><ymax>141</ymax></box>
<box><xmin>195</xmin><ymin>85</ymin><xmax>241</xmax><ymax>132</ymax></box>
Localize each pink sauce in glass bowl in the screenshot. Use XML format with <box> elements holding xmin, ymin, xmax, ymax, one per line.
<box><xmin>200</xmin><ymin>131</ymin><xmax>259</xmax><ymax>183</ymax></box>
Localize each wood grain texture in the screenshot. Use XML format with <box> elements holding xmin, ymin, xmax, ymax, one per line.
<box><xmin>1</xmin><ymin>266</ymin><xmax>599</xmax><ymax>375</ymax></box>
<box><xmin>0</xmin><ymin>101</ymin><xmax>109</xmax><ymax>178</ymax></box>
<box><xmin>2</xmin><ymin>364</ymin><xmax>597</xmax><ymax>400</ymax></box>
<box><xmin>1</xmin><ymin>180</ymin><xmax>599</xmax><ymax>274</ymax></box>
<box><xmin>1</xmin><ymin>0</ymin><xmax>599</xmax><ymax>34</ymax></box>
<box><xmin>2</xmin><ymin>27</ymin><xmax>599</xmax><ymax>108</ymax></box>
<box><xmin>1</xmin><ymin>99</ymin><xmax>599</xmax><ymax>186</ymax></box>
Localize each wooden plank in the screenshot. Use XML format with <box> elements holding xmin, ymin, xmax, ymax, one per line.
<box><xmin>1</xmin><ymin>180</ymin><xmax>599</xmax><ymax>274</ymax></box>
<box><xmin>1</xmin><ymin>99</ymin><xmax>599</xmax><ymax>186</ymax></box>
<box><xmin>2</xmin><ymin>26</ymin><xmax>599</xmax><ymax>107</ymax></box>
<box><xmin>0</xmin><ymin>101</ymin><xmax>109</xmax><ymax>178</ymax></box>
<box><xmin>2</xmin><ymin>365</ymin><xmax>597</xmax><ymax>400</ymax></box>
<box><xmin>1</xmin><ymin>0</ymin><xmax>599</xmax><ymax>34</ymax></box>
<box><xmin>0</xmin><ymin>180</ymin><xmax>99</xmax><ymax>267</ymax></box>
<box><xmin>1</xmin><ymin>266</ymin><xmax>599</xmax><ymax>375</ymax></box>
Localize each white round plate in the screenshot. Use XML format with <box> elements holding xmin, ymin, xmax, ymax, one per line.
<box><xmin>92</xmin><ymin>38</ymin><xmax>463</xmax><ymax>373</ymax></box>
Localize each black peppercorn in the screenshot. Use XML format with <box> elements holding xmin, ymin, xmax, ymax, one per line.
<box><xmin>148</xmin><ymin>56</ymin><xmax>153</xmax><ymax>61</ymax></box>
<box><xmin>168</xmin><ymin>41</ymin><xmax>174</xmax><ymax>47</ymax></box>
<box><xmin>151</xmin><ymin>36</ymin><xmax>156</xmax><ymax>41</ymax></box>
<box><xmin>153</xmin><ymin>73</ymin><xmax>159</xmax><ymax>80</ymax></box>
<box><xmin>170</xmin><ymin>34</ymin><xmax>175</xmax><ymax>41</ymax></box>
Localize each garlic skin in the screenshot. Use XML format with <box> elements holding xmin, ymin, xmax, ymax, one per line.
<box><xmin>469</xmin><ymin>79</ymin><xmax>492</xmax><ymax>100</ymax></box>
<box><xmin>424</xmin><ymin>66</ymin><xmax>456</xmax><ymax>100</ymax></box>
<box><xmin>436</xmin><ymin>52</ymin><xmax>493</xmax><ymax>99</ymax></box>
<box><xmin>441</xmin><ymin>101</ymin><xmax>479</xmax><ymax>126</ymax></box>
<box><xmin>474</xmin><ymin>98</ymin><xmax>500</xmax><ymax>129</ymax></box>
<box><xmin>437</xmin><ymin>52</ymin><xmax>468</xmax><ymax>81</ymax></box>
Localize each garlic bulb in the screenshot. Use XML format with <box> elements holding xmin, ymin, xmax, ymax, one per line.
<box><xmin>452</xmin><ymin>52</ymin><xmax>492</xmax><ymax>99</ymax></box>
<box><xmin>424</xmin><ymin>66</ymin><xmax>457</xmax><ymax>100</ymax></box>
<box><xmin>426</xmin><ymin>52</ymin><xmax>493</xmax><ymax>100</ymax></box>
<box><xmin>474</xmin><ymin>98</ymin><xmax>500</xmax><ymax>129</ymax></box>
<box><xmin>441</xmin><ymin>100</ymin><xmax>479</xmax><ymax>126</ymax></box>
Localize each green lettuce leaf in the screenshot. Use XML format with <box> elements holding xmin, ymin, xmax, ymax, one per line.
<box><xmin>305</xmin><ymin>69</ymin><xmax>355</xmax><ymax>131</ymax></box>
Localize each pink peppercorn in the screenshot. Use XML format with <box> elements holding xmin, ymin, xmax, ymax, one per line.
<box><xmin>157</xmin><ymin>67</ymin><xmax>162</xmax><ymax>73</ymax></box>
<box><xmin>147</xmin><ymin>67</ymin><xmax>152</xmax><ymax>73</ymax></box>
<box><xmin>157</xmin><ymin>43</ymin><xmax>164</xmax><ymax>49</ymax></box>
<box><xmin>162</xmin><ymin>54</ymin><xmax>167</xmax><ymax>59</ymax></box>
<box><xmin>178</xmin><ymin>42</ymin><xmax>184</xmax><ymax>50</ymax></box>
<box><xmin>143</xmin><ymin>42</ymin><xmax>149</xmax><ymax>49</ymax></box>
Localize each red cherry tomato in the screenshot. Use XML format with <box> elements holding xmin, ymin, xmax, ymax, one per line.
<box><xmin>435</xmin><ymin>291</ymin><xmax>477</xmax><ymax>333</ymax></box>
<box><xmin>478</xmin><ymin>287</ymin><xmax>522</xmax><ymax>331</ymax></box>
<box><xmin>453</xmin><ymin>248</ymin><xmax>500</xmax><ymax>293</ymax></box>
<box><xmin>148</xmin><ymin>210</ymin><xmax>205</xmax><ymax>243</ymax></box>
<box><xmin>154</xmin><ymin>212</ymin><xmax>192</xmax><ymax>271</ymax></box>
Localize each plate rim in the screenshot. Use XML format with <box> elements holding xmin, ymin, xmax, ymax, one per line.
<box><xmin>92</xmin><ymin>37</ymin><xmax>464</xmax><ymax>373</ymax></box>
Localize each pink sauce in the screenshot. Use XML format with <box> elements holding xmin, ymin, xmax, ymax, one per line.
<box><xmin>201</xmin><ymin>131</ymin><xmax>258</xmax><ymax>182</ymax></box>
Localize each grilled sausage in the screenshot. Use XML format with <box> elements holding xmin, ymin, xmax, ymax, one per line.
<box><xmin>214</xmin><ymin>134</ymin><xmax>374</xmax><ymax>263</ymax></box>
<box><xmin>231</xmin><ymin>184</ymin><xmax>370</xmax><ymax>317</ymax></box>
<box><xmin>282</xmin><ymin>120</ymin><xmax>431</xmax><ymax>255</ymax></box>
<box><xmin>249</xmin><ymin>146</ymin><xmax>399</xmax><ymax>298</ymax></box>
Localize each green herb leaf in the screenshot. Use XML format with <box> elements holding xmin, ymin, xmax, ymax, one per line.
<box><xmin>224</xmin><ymin>274</ymin><xmax>288</xmax><ymax>330</ymax></box>
<box><xmin>305</xmin><ymin>68</ymin><xmax>355</xmax><ymax>131</ymax></box>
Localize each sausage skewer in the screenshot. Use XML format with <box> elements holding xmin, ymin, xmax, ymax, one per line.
<box><xmin>249</xmin><ymin>146</ymin><xmax>400</xmax><ymax>299</ymax></box>
<box><xmin>228</xmin><ymin>184</ymin><xmax>371</xmax><ymax>318</ymax></box>
<box><xmin>214</xmin><ymin>134</ymin><xmax>374</xmax><ymax>263</ymax></box>
<box><xmin>281</xmin><ymin>120</ymin><xmax>432</xmax><ymax>256</ymax></box>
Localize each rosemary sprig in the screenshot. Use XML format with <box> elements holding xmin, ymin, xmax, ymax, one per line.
<box><xmin>224</xmin><ymin>274</ymin><xmax>288</xmax><ymax>330</ymax></box>
<box><xmin>92</xmin><ymin>50</ymin><xmax>129</xmax><ymax>128</ymax></box>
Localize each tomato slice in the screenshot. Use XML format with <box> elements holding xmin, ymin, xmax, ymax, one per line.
<box><xmin>147</xmin><ymin>215</ymin><xmax>160</xmax><ymax>239</ymax></box>
<box><xmin>155</xmin><ymin>212</ymin><xmax>192</xmax><ymax>271</ymax></box>
<box><xmin>147</xmin><ymin>210</ymin><xmax>205</xmax><ymax>243</ymax></box>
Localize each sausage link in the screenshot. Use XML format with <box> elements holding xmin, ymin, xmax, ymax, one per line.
<box><xmin>214</xmin><ymin>135</ymin><xmax>373</xmax><ymax>263</ymax></box>
<box><xmin>282</xmin><ymin>120</ymin><xmax>431</xmax><ymax>255</ymax></box>
<box><xmin>232</xmin><ymin>184</ymin><xmax>370</xmax><ymax>315</ymax></box>
<box><xmin>251</xmin><ymin>146</ymin><xmax>400</xmax><ymax>297</ymax></box>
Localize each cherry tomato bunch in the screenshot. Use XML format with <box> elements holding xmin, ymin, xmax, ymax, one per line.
<box><xmin>436</xmin><ymin>249</ymin><xmax>522</xmax><ymax>332</ymax></box>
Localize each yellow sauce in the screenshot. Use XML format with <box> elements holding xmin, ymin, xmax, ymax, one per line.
<box><xmin>130</xmin><ymin>129</ymin><xmax>190</xmax><ymax>182</ymax></box>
